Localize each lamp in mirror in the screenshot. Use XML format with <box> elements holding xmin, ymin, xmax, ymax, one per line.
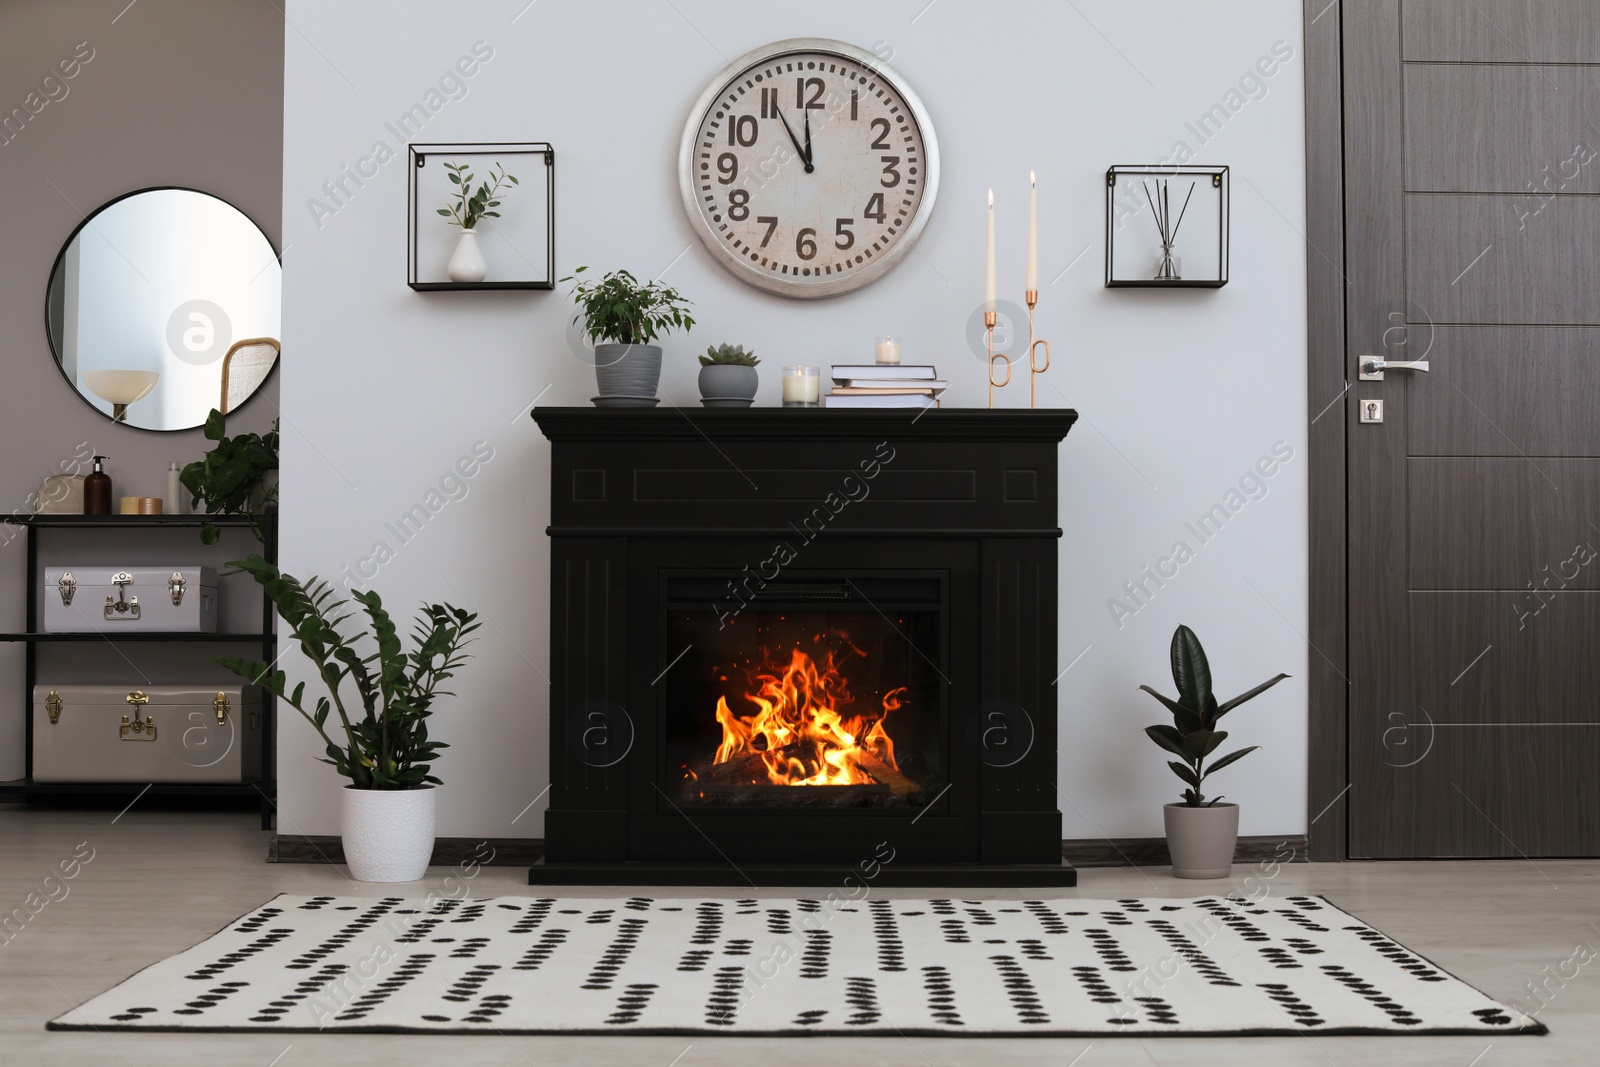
<box><xmin>45</xmin><ymin>187</ymin><xmax>281</xmax><ymax>431</ymax></box>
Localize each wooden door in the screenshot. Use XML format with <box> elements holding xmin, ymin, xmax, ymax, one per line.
<box><xmin>1346</xmin><ymin>0</ymin><xmax>1600</xmax><ymax>857</ymax></box>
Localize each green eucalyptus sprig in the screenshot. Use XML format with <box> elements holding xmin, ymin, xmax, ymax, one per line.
<box><xmin>1139</xmin><ymin>624</ymin><xmax>1288</xmax><ymax>807</ymax></box>
<box><xmin>561</xmin><ymin>266</ymin><xmax>695</xmax><ymax>347</ymax></box>
<box><xmin>437</xmin><ymin>161</ymin><xmax>518</xmax><ymax>230</ymax></box>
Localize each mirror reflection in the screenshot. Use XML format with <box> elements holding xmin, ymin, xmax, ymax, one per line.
<box><xmin>46</xmin><ymin>188</ymin><xmax>281</xmax><ymax>431</ymax></box>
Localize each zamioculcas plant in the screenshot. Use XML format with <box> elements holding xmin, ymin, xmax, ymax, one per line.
<box><xmin>215</xmin><ymin>556</ymin><xmax>479</xmax><ymax>789</ymax></box>
<box><xmin>1139</xmin><ymin>624</ymin><xmax>1288</xmax><ymax>807</ymax></box>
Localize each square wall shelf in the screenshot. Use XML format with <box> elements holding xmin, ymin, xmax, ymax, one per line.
<box><xmin>407</xmin><ymin>142</ymin><xmax>554</xmax><ymax>291</ymax></box>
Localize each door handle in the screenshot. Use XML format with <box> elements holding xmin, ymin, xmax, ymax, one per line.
<box><xmin>1359</xmin><ymin>357</ymin><xmax>1430</xmax><ymax>381</ymax></box>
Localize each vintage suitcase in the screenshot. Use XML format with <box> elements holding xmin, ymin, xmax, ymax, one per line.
<box><xmin>31</xmin><ymin>684</ymin><xmax>262</xmax><ymax>783</ymax></box>
<box><xmin>43</xmin><ymin>566</ymin><xmax>218</xmax><ymax>633</ymax></box>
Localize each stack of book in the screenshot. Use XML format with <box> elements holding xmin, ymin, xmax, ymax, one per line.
<box><xmin>823</xmin><ymin>364</ymin><xmax>948</xmax><ymax>408</ymax></box>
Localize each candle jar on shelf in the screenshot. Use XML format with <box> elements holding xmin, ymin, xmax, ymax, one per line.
<box><xmin>781</xmin><ymin>366</ymin><xmax>820</xmax><ymax>407</ymax></box>
<box><xmin>874</xmin><ymin>335</ymin><xmax>902</xmax><ymax>365</ymax></box>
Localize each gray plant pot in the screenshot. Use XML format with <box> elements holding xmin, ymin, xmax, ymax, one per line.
<box><xmin>697</xmin><ymin>364</ymin><xmax>758</xmax><ymax>400</ymax></box>
<box><xmin>594</xmin><ymin>343</ymin><xmax>662</xmax><ymax>398</ymax></box>
<box><xmin>1163</xmin><ymin>801</ymin><xmax>1239</xmax><ymax>879</ymax></box>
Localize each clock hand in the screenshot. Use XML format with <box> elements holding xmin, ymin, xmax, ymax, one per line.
<box><xmin>803</xmin><ymin>109</ymin><xmax>814</xmax><ymax>170</ymax></box>
<box><xmin>775</xmin><ymin>108</ymin><xmax>815</xmax><ymax>174</ymax></box>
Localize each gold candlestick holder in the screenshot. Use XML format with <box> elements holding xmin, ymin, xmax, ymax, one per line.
<box><xmin>985</xmin><ymin>309</ymin><xmax>1012</xmax><ymax>409</ymax></box>
<box><xmin>1024</xmin><ymin>289</ymin><xmax>1052</xmax><ymax>409</ymax></box>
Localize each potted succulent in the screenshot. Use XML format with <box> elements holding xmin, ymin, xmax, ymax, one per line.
<box><xmin>179</xmin><ymin>409</ymin><xmax>278</xmax><ymax>546</ymax></box>
<box><xmin>216</xmin><ymin>556</ymin><xmax>479</xmax><ymax>882</ymax></box>
<box><xmin>563</xmin><ymin>266</ymin><xmax>694</xmax><ymax>405</ymax></box>
<box><xmin>1139</xmin><ymin>624</ymin><xmax>1288</xmax><ymax>878</ymax></box>
<box><xmin>437</xmin><ymin>160</ymin><xmax>517</xmax><ymax>282</ymax></box>
<box><xmin>698</xmin><ymin>344</ymin><xmax>760</xmax><ymax>407</ymax></box>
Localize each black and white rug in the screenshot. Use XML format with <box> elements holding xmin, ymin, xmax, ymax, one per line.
<box><xmin>50</xmin><ymin>893</ymin><xmax>1544</xmax><ymax>1036</ymax></box>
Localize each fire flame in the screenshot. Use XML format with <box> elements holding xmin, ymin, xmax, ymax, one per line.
<box><xmin>712</xmin><ymin>646</ymin><xmax>906</xmax><ymax>787</ymax></box>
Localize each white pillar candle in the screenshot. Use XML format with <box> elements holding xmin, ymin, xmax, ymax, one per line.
<box><xmin>985</xmin><ymin>189</ymin><xmax>996</xmax><ymax>313</ymax></box>
<box><xmin>1026</xmin><ymin>171</ymin><xmax>1038</xmax><ymax>292</ymax></box>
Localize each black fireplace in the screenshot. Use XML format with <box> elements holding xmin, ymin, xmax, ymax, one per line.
<box><xmin>530</xmin><ymin>408</ymin><xmax>1077</xmax><ymax>886</ymax></box>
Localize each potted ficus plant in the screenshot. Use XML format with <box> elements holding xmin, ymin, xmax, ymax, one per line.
<box><xmin>698</xmin><ymin>344</ymin><xmax>760</xmax><ymax>407</ymax></box>
<box><xmin>179</xmin><ymin>409</ymin><xmax>278</xmax><ymax>546</ymax></box>
<box><xmin>216</xmin><ymin>556</ymin><xmax>479</xmax><ymax>882</ymax></box>
<box><xmin>437</xmin><ymin>160</ymin><xmax>517</xmax><ymax>283</ymax></box>
<box><xmin>563</xmin><ymin>266</ymin><xmax>694</xmax><ymax>405</ymax></box>
<box><xmin>1139</xmin><ymin>624</ymin><xmax>1288</xmax><ymax>878</ymax></box>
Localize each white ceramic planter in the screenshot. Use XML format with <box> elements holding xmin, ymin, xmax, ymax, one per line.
<box><xmin>1163</xmin><ymin>801</ymin><xmax>1239</xmax><ymax>879</ymax></box>
<box><xmin>340</xmin><ymin>785</ymin><xmax>436</xmax><ymax>882</ymax></box>
<box><xmin>447</xmin><ymin>229</ymin><xmax>487</xmax><ymax>283</ymax></box>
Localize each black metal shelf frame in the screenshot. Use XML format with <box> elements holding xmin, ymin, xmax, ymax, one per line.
<box><xmin>406</xmin><ymin>141</ymin><xmax>555</xmax><ymax>291</ymax></box>
<box><xmin>0</xmin><ymin>512</ymin><xmax>277</xmax><ymax>827</ymax></box>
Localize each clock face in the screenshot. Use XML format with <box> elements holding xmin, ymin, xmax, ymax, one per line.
<box><xmin>678</xmin><ymin>38</ymin><xmax>940</xmax><ymax>299</ymax></box>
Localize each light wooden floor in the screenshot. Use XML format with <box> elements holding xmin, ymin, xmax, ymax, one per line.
<box><xmin>2</xmin><ymin>807</ymin><xmax>1595</xmax><ymax>1065</ymax></box>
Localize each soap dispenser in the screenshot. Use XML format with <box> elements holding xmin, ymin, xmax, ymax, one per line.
<box><xmin>84</xmin><ymin>456</ymin><xmax>112</xmax><ymax>515</ymax></box>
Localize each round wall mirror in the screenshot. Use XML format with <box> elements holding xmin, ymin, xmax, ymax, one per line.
<box><xmin>45</xmin><ymin>188</ymin><xmax>281</xmax><ymax>432</ymax></box>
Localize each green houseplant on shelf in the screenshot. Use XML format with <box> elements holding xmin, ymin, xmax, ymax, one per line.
<box><xmin>216</xmin><ymin>555</ymin><xmax>480</xmax><ymax>882</ymax></box>
<box><xmin>1139</xmin><ymin>624</ymin><xmax>1288</xmax><ymax>878</ymax></box>
<box><xmin>697</xmin><ymin>344</ymin><xmax>760</xmax><ymax>406</ymax></box>
<box><xmin>179</xmin><ymin>409</ymin><xmax>278</xmax><ymax>546</ymax></box>
<box><xmin>437</xmin><ymin>160</ymin><xmax>517</xmax><ymax>283</ymax></box>
<box><xmin>563</xmin><ymin>266</ymin><xmax>695</xmax><ymax>404</ymax></box>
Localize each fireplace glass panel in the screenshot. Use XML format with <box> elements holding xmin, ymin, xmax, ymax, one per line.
<box><xmin>664</xmin><ymin>606</ymin><xmax>944</xmax><ymax>810</ymax></box>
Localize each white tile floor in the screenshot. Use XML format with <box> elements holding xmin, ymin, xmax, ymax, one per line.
<box><xmin>2</xmin><ymin>807</ymin><xmax>1594</xmax><ymax>1065</ymax></box>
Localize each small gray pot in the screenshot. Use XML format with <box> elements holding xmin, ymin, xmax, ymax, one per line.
<box><xmin>697</xmin><ymin>363</ymin><xmax>758</xmax><ymax>400</ymax></box>
<box><xmin>594</xmin><ymin>343</ymin><xmax>662</xmax><ymax>398</ymax></box>
<box><xmin>1163</xmin><ymin>801</ymin><xmax>1239</xmax><ymax>879</ymax></box>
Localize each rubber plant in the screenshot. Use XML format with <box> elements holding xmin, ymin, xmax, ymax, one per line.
<box><xmin>179</xmin><ymin>409</ymin><xmax>278</xmax><ymax>545</ymax></box>
<box><xmin>562</xmin><ymin>265</ymin><xmax>695</xmax><ymax>346</ymax></box>
<box><xmin>215</xmin><ymin>556</ymin><xmax>479</xmax><ymax>789</ymax></box>
<box><xmin>1139</xmin><ymin>624</ymin><xmax>1288</xmax><ymax>807</ymax></box>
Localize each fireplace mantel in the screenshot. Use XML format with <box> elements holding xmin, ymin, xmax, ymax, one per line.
<box><xmin>530</xmin><ymin>406</ymin><xmax>1078</xmax><ymax>887</ymax></box>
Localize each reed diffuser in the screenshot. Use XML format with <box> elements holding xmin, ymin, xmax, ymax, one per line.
<box><xmin>1143</xmin><ymin>178</ymin><xmax>1196</xmax><ymax>281</ymax></box>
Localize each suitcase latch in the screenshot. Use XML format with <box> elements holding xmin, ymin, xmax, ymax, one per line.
<box><xmin>105</xmin><ymin>571</ymin><xmax>141</xmax><ymax>621</ymax></box>
<box><xmin>213</xmin><ymin>691</ymin><xmax>230</xmax><ymax>724</ymax></box>
<box><xmin>169</xmin><ymin>572</ymin><xmax>186</xmax><ymax>606</ymax></box>
<box><xmin>120</xmin><ymin>690</ymin><xmax>156</xmax><ymax>741</ymax></box>
<box><xmin>56</xmin><ymin>571</ymin><xmax>76</xmax><ymax>606</ymax></box>
<box><xmin>45</xmin><ymin>690</ymin><xmax>62</xmax><ymax>725</ymax></box>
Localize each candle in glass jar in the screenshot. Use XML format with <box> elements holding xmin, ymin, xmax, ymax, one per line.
<box><xmin>875</xmin><ymin>335</ymin><xmax>902</xmax><ymax>364</ymax></box>
<box><xmin>782</xmin><ymin>365</ymin><xmax>820</xmax><ymax>406</ymax></box>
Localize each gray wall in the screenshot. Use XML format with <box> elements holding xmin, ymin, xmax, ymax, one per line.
<box><xmin>0</xmin><ymin>0</ymin><xmax>284</xmax><ymax>778</ymax></box>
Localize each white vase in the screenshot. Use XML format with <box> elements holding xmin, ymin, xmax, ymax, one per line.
<box><xmin>447</xmin><ymin>229</ymin><xmax>487</xmax><ymax>283</ymax></box>
<box><xmin>340</xmin><ymin>785</ymin><xmax>436</xmax><ymax>882</ymax></box>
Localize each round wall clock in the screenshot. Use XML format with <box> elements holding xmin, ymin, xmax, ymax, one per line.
<box><xmin>678</xmin><ymin>37</ymin><xmax>940</xmax><ymax>299</ymax></box>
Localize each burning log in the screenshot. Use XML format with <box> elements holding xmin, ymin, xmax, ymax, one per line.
<box><xmin>855</xmin><ymin>749</ymin><xmax>920</xmax><ymax>797</ymax></box>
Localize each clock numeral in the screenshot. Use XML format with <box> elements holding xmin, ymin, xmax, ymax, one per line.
<box><xmin>756</xmin><ymin>216</ymin><xmax>779</xmax><ymax>247</ymax></box>
<box><xmin>759</xmin><ymin>87</ymin><xmax>779</xmax><ymax>119</ymax></box>
<box><xmin>727</xmin><ymin>115</ymin><xmax>758</xmax><ymax>147</ymax></box>
<box><xmin>796</xmin><ymin>227</ymin><xmax>818</xmax><ymax>261</ymax></box>
<box><xmin>728</xmin><ymin>188</ymin><xmax>751</xmax><ymax>221</ymax></box>
<box><xmin>834</xmin><ymin>218</ymin><xmax>856</xmax><ymax>250</ymax></box>
<box><xmin>716</xmin><ymin>152</ymin><xmax>739</xmax><ymax>185</ymax></box>
<box><xmin>869</xmin><ymin>117</ymin><xmax>891</xmax><ymax>150</ymax></box>
<box><xmin>879</xmin><ymin>156</ymin><xmax>901</xmax><ymax>188</ymax></box>
<box><xmin>850</xmin><ymin>89</ymin><xmax>858</xmax><ymax>121</ymax></box>
<box><xmin>863</xmin><ymin>193</ymin><xmax>886</xmax><ymax>223</ymax></box>
<box><xmin>796</xmin><ymin>76</ymin><xmax>825</xmax><ymax>110</ymax></box>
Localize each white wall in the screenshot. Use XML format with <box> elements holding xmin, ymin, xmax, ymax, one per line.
<box><xmin>280</xmin><ymin>0</ymin><xmax>1309</xmax><ymax>842</ymax></box>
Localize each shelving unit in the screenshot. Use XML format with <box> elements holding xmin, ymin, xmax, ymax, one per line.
<box><xmin>0</xmin><ymin>513</ymin><xmax>277</xmax><ymax>828</ymax></box>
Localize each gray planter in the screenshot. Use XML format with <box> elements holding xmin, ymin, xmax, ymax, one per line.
<box><xmin>1163</xmin><ymin>801</ymin><xmax>1239</xmax><ymax>879</ymax></box>
<box><xmin>594</xmin><ymin>343</ymin><xmax>662</xmax><ymax>398</ymax></box>
<box><xmin>697</xmin><ymin>364</ymin><xmax>758</xmax><ymax>400</ymax></box>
